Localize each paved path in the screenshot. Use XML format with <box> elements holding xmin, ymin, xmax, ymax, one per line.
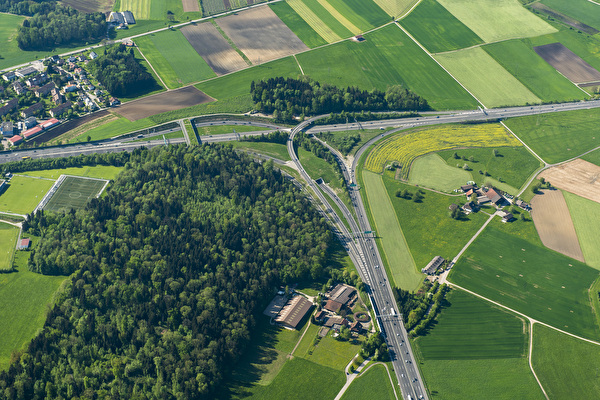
<box><xmin>333</xmin><ymin>356</ymin><xmax>371</xmax><ymax>400</ymax></box>
<box><xmin>136</xmin><ymin>45</ymin><xmax>168</xmax><ymax>89</ymax></box>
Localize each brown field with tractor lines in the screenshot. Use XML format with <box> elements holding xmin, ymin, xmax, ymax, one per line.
<box><xmin>182</xmin><ymin>0</ymin><xmax>200</xmax><ymax>12</ymax></box>
<box><xmin>538</xmin><ymin>159</ymin><xmax>600</xmax><ymax>204</ymax></box>
<box><xmin>534</xmin><ymin>43</ymin><xmax>600</xmax><ymax>84</ymax></box>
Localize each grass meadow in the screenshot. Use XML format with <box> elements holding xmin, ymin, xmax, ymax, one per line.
<box><xmin>286</xmin><ymin>0</ymin><xmax>342</xmax><ymax>42</ymax></box>
<box><xmin>400</xmin><ymin>0</ymin><xmax>483</xmax><ymax>53</ymax></box>
<box><xmin>563</xmin><ymin>191</ymin><xmax>600</xmax><ymax>270</ymax></box>
<box><xmin>504</xmin><ymin>108</ymin><xmax>600</xmax><ymax>164</ymax></box>
<box><xmin>75</xmin><ymin>115</ymin><xmax>156</xmax><ymax>142</ymax></box>
<box><xmin>450</xmin><ymin>226</ymin><xmax>600</xmax><ymax>340</ymax></box>
<box><xmin>434</xmin><ymin>47</ymin><xmax>541</xmax><ymax>108</ymax></box>
<box><xmin>323</xmin><ymin>0</ymin><xmax>390</xmax><ymax>33</ymax></box>
<box><xmin>301</xmin><ymin>334</ymin><xmax>361</xmax><ymax>371</ymax></box>
<box><xmin>229</xmin><ymin>142</ymin><xmax>291</xmax><ymax>161</ymax></box>
<box><xmin>20</xmin><ymin>165</ymin><xmax>123</xmax><ymax>180</ymax></box>
<box><xmin>340</xmin><ymin>364</ymin><xmax>396</xmax><ymax>400</ymax></box>
<box><xmin>408</xmin><ymin>153</ymin><xmax>472</xmax><ymax>192</ymax></box>
<box><xmin>436</xmin><ymin>0</ymin><xmax>556</xmax><ymax>43</ymax></box>
<box><xmin>540</xmin><ymin>0</ymin><xmax>600</xmax><ymax>31</ymax></box>
<box><xmin>0</xmin><ymin>223</ymin><xmax>19</xmax><ymax>271</ymax></box>
<box><xmin>532</xmin><ymin>324</ymin><xmax>600</xmax><ymax>399</ymax></box>
<box><xmin>582</xmin><ymin>149</ymin><xmax>600</xmax><ymax>166</ymax></box>
<box><xmin>483</xmin><ymin>39</ymin><xmax>588</xmax><ymax>103</ymax></box>
<box><xmin>269</xmin><ymin>2</ymin><xmax>328</xmax><ymax>48</ymax></box>
<box><xmin>372</xmin><ymin>0</ymin><xmax>415</xmax><ymax>18</ymax></box>
<box><xmin>297</xmin><ymin>24</ymin><xmax>478</xmax><ymax>110</ymax></box>
<box><xmin>0</xmin><ymin>176</ymin><xmax>54</xmax><ymax>215</ymax></box>
<box><xmin>197</xmin><ymin>124</ymin><xmax>266</xmax><ymax>136</ymax></box>
<box><xmin>295</xmin><ymin>0</ymin><xmax>353</xmax><ymax>39</ymax></box>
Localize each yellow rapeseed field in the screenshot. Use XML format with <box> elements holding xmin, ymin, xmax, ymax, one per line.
<box><xmin>364</xmin><ymin>124</ymin><xmax>521</xmax><ymax>178</ymax></box>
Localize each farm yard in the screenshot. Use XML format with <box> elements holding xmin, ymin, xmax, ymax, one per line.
<box><xmin>538</xmin><ymin>159</ymin><xmax>600</xmax><ymax>204</ymax></box>
<box><xmin>269</xmin><ymin>2</ymin><xmax>328</xmax><ymax>48</ymax></box>
<box><xmin>534</xmin><ymin>43</ymin><xmax>600</xmax><ymax>85</ymax></box>
<box><xmin>530</xmin><ymin>190</ymin><xmax>584</xmax><ymax>262</ymax></box>
<box><xmin>563</xmin><ymin>192</ymin><xmax>600</xmax><ymax>270</ymax></box>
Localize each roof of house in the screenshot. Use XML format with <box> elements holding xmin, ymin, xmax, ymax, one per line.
<box><xmin>502</xmin><ymin>213</ymin><xmax>514</xmax><ymax>221</ymax></box>
<box><xmin>485</xmin><ymin>188</ymin><xmax>503</xmax><ymax>204</ymax></box>
<box><xmin>350</xmin><ymin>321</ymin><xmax>362</xmax><ymax>331</ymax></box>
<box><xmin>461</xmin><ymin>184</ymin><xmax>474</xmax><ymax>192</ymax></box>
<box><xmin>463</xmin><ymin>202</ymin><xmax>474</xmax><ymax>211</ymax></box>
<box><xmin>19</xmin><ymin>238</ymin><xmax>30</xmax><ymax>248</ymax></box>
<box><xmin>327</xmin><ymin>284</ymin><xmax>356</xmax><ymax>306</ymax></box>
<box><xmin>422</xmin><ymin>255</ymin><xmax>445</xmax><ymax>274</ymax></box>
<box><xmin>274</xmin><ymin>296</ymin><xmax>313</xmax><ymax>329</ymax></box>
<box><xmin>16</xmin><ymin>66</ymin><xmax>37</xmax><ymax>77</ymax></box>
<box><xmin>22</xmin><ymin>102</ymin><xmax>44</xmax><ymax>116</ymax></box>
<box><xmin>23</xmin><ymin>126</ymin><xmax>42</xmax><ymax>139</ymax></box>
<box><xmin>8</xmin><ymin>135</ymin><xmax>23</xmax><ymax>144</ymax></box>
<box><xmin>315</xmin><ymin>310</ymin><xmax>326</xmax><ymax>320</ymax></box>
<box><xmin>323</xmin><ymin>299</ymin><xmax>343</xmax><ymax>313</ymax></box>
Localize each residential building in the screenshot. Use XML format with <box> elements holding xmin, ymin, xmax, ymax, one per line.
<box><xmin>24</xmin><ymin>116</ymin><xmax>37</xmax><ymax>128</ymax></box>
<box><xmin>0</xmin><ymin>121</ymin><xmax>14</xmax><ymax>137</ymax></box>
<box><xmin>21</xmin><ymin>102</ymin><xmax>44</xmax><ymax>118</ymax></box>
<box><xmin>502</xmin><ymin>213</ymin><xmax>514</xmax><ymax>223</ymax></box>
<box><xmin>26</xmin><ymin>73</ymin><xmax>48</xmax><ymax>87</ymax></box>
<box><xmin>12</xmin><ymin>81</ymin><xmax>25</xmax><ymax>95</ymax></box>
<box><xmin>64</xmin><ymin>84</ymin><xmax>78</xmax><ymax>93</ymax></box>
<box><xmin>49</xmin><ymin>101</ymin><xmax>71</xmax><ymax>117</ymax></box>
<box><xmin>15</xmin><ymin>66</ymin><xmax>38</xmax><ymax>78</ymax></box>
<box><xmin>35</xmin><ymin>82</ymin><xmax>55</xmax><ymax>97</ymax></box>
<box><xmin>109</xmin><ymin>97</ymin><xmax>120</xmax><ymax>106</ymax></box>
<box><xmin>485</xmin><ymin>187</ymin><xmax>504</xmax><ymax>206</ymax></box>
<box><xmin>0</xmin><ymin>98</ymin><xmax>17</xmax><ymax>117</ymax></box>
<box><xmin>2</xmin><ymin>71</ymin><xmax>16</xmax><ymax>82</ymax></box>
<box><xmin>89</xmin><ymin>51</ymin><xmax>98</xmax><ymax>60</ymax></box>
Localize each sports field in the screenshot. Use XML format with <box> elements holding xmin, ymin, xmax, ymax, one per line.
<box><xmin>504</xmin><ymin>108</ymin><xmax>600</xmax><ymax>164</ymax></box>
<box><xmin>297</xmin><ymin>24</ymin><xmax>479</xmax><ymax>110</ymax></box>
<box><xmin>0</xmin><ymin>223</ymin><xmax>19</xmax><ymax>272</ymax></box>
<box><xmin>483</xmin><ymin>40</ymin><xmax>588</xmax><ymax>103</ymax></box>
<box><xmin>400</xmin><ymin>0</ymin><xmax>483</xmax><ymax>53</ymax></box>
<box><xmin>340</xmin><ymin>364</ymin><xmax>396</xmax><ymax>400</ymax></box>
<box><xmin>436</xmin><ymin>0</ymin><xmax>556</xmax><ymax>43</ymax></box>
<box><xmin>408</xmin><ymin>153</ymin><xmax>472</xmax><ymax>192</ymax></box>
<box><xmin>269</xmin><ymin>2</ymin><xmax>328</xmax><ymax>48</ymax></box>
<box><xmin>450</xmin><ymin>226</ymin><xmax>600</xmax><ymax>340</ymax></box>
<box><xmin>135</xmin><ymin>29</ymin><xmax>215</xmax><ymax>88</ymax></box>
<box><xmin>0</xmin><ymin>176</ymin><xmax>54</xmax><ymax>215</ymax></box>
<box><xmin>362</xmin><ymin>171</ymin><xmax>421</xmax><ymax>290</ymax></box>
<box><xmin>564</xmin><ymin>191</ymin><xmax>600</xmax><ymax>270</ymax></box>
<box><xmin>540</xmin><ymin>0</ymin><xmax>600</xmax><ymax>31</ymax></box>
<box><xmin>435</xmin><ymin>47</ymin><xmax>541</xmax><ymax>108</ymax></box>
<box><xmin>43</xmin><ymin>176</ymin><xmax>108</xmax><ymax>212</ymax></box>
<box><xmin>532</xmin><ymin>324</ymin><xmax>600</xmax><ymax>399</ymax></box>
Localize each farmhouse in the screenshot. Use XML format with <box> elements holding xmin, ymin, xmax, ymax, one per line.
<box><xmin>422</xmin><ymin>256</ymin><xmax>445</xmax><ymax>275</ymax></box>
<box><xmin>462</xmin><ymin>202</ymin><xmax>476</xmax><ymax>214</ymax></box>
<box><xmin>314</xmin><ymin>310</ymin><xmax>327</xmax><ymax>323</ymax></box>
<box><xmin>0</xmin><ymin>98</ymin><xmax>18</xmax><ymax>117</ymax></box>
<box><xmin>323</xmin><ymin>299</ymin><xmax>343</xmax><ymax>313</ymax></box>
<box><xmin>1</xmin><ymin>121</ymin><xmax>14</xmax><ymax>137</ymax></box>
<box><xmin>18</xmin><ymin>238</ymin><xmax>31</xmax><ymax>250</ymax></box>
<box><xmin>49</xmin><ymin>101</ymin><xmax>72</xmax><ymax>118</ymax></box>
<box><xmin>274</xmin><ymin>295</ymin><xmax>313</xmax><ymax>330</ymax></box>
<box><xmin>8</xmin><ymin>135</ymin><xmax>23</xmax><ymax>146</ymax></box>
<box><xmin>485</xmin><ymin>187</ymin><xmax>504</xmax><ymax>206</ymax></box>
<box><xmin>350</xmin><ymin>321</ymin><xmax>363</xmax><ymax>333</ymax></box>
<box><xmin>326</xmin><ymin>283</ymin><xmax>356</xmax><ymax>306</ymax></box>
<box><xmin>21</xmin><ymin>102</ymin><xmax>44</xmax><ymax>118</ymax></box>
<box><xmin>89</xmin><ymin>51</ymin><xmax>98</xmax><ymax>60</ymax></box>
<box><xmin>2</xmin><ymin>71</ymin><xmax>16</xmax><ymax>81</ymax></box>
<box><xmin>516</xmin><ymin>199</ymin><xmax>531</xmax><ymax>211</ymax></box>
<box><xmin>324</xmin><ymin>316</ymin><xmax>349</xmax><ymax>330</ymax></box>
<box><xmin>15</xmin><ymin>66</ymin><xmax>38</xmax><ymax>78</ymax></box>
<box><xmin>108</xmin><ymin>11</ymin><xmax>136</xmax><ymax>25</ymax></box>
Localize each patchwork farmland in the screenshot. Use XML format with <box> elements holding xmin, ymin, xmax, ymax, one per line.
<box><xmin>269</xmin><ymin>2</ymin><xmax>328</xmax><ymax>48</ymax></box>
<box><xmin>534</xmin><ymin>42</ymin><xmax>600</xmax><ymax>85</ymax></box>
<box><xmin>538</xmin><ymin>159</ymin><xmax>600</xmax><ymax>204</ymax></box>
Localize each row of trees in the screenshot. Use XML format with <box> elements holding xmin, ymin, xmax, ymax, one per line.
<box><xmin>1</xmin><ymin>145</ymin><xmax>334</xmax><ymax>399</ymax></box>
<box><xmin>392</xmin><ymin>281</ymin><xmax>448</xmax><ymax>337</ymax></box>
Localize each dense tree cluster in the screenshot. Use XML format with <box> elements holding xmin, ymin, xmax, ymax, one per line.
<box><xmin>242</xmin><ymin>130</ymin><xmax>288</xmax><ymax>145</ymax></box>
<box><xmin>250</xmin><ymin>77</ymin><xmax>429</xmax><ymax>122</ymax></box>
<box><xmin>89</xmin><ymin>44</ymin><xmax>155</xmax><ymax>97</ymax></box>
<box><xmin>313</xmin><ymin>110</ymin><xmax>419</xmax><ymax>126</ymax></box>
<box><xmin>360</xmin><ymin>332</ymin><xmax>389</xmax><ymax>361</ymax></box>
<box><xmin>392</xmin><ymin>282</ymin><xmax>449</xmax><ymax>337</ymax></box>
<box><xmin>0</xmin><ymin>145</ymin><xmax>333</xmax><ymax>399</ymax></box>
<box><xmin>315</xmin><ymin>131</ymin><xmax>360</xmax><ymax>156</ymax></box>
<box><xmin>1</xmin><ymin>152</ymin><xmax>129</xmax><ymax>176</ymax></box>
<box><xmin>0</xmin><ymin>0</ymin><xmax>53</xmax><ymax>16</ymax></box>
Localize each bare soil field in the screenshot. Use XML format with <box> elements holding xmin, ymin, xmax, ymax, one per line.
<box><xmin>114</xmin><ymin>87</ymin><xmax>214</xmax><ymax>121</ymax></box>
<box><xmin>181</xmin><ymin>23</ymin><xmax>248</xmax><ymax>76</ymax></box>
<box><xmin>61</xmin><ymin>0</ymin><xmax>113</xmax><ymax>13</ymax></box>
<box><xmin>531</xmin><ymin>189</ymin><xmax>584</xmax><ymax>262</ymax></box>
<box><xmin>534</xmin><ymin>43</ymin><xmax>600</xmax><ymax>84</ymax></box>
<box><xmin>182</xmin><ymin>0</ymin><xmax>200</xmax><ymax>12</ymax></box>
<box><xmin>216</xmin><ymin>6</ymin><xmax>308</xmax><ymax>64</ymax></box>
<box><xmin>539</xmin><ymin>159</ymin><xmax>600</xmax><ymax>204</ymax></box>
<box><xmin>530</xmin><ymin>3</ymin><xmax>599</xmax><ymax>35</ymax></box>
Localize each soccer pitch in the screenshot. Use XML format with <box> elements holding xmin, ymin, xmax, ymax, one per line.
<box><xmin>42</xmin><ymin>176</ymin><xmax>108</xmax><ymax>212</ymax></box>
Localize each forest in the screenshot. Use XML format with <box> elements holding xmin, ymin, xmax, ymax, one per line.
<box><xmin>250</xmin><ymin>77</ymin><xmax>429</xmax><ymax>122</ymax></box>
<box><xmin>89</xmin><ymin>44</ymin><xmax>156</xmax><ymax>97</ymax></box>
<box><xmin>0</xmin><ymin>145</ymin><xmax>333</xmax><ymax>399</ymax></box>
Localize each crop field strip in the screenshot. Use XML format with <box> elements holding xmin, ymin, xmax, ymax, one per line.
<box><xmin>269</xmin><ymin>2</ymin><xmax>328</xmax><ymax>48</ymax></box>
<box><xmin>534</xmin><ymin>42</ymin><xmax>600</xmax><ymax>85</ymax></box>
<box><xmin>315</xmin><ymin>0</ymin><xmax>361</xmax><ymax>35</ymax></box>
<box><xmin>563</xmin><ymin>191</ymin><xmax>600</xmax><ymax>270</ymax></box>
<box><xmin>182</xmin><ymin>0</ymin><xmax>199</xmax><ymax>12</ymax></box>
<box><xmin>373</xmin><ymin>0</ymin><xmax>415</xmax><ymax>18</ymax></box>
<box><xmin>286</xmin><ymin>0</ymin><xmax>341</xmax><ymax>42</ymax></box>
<box><xmin>538</xmin><ymin>159</ymin><xmax>600</xmax><ymax>205</ymax></box>
<box><xmin>364</xmin><ymin>123</ymin><xmax>521</xmax><ymax>177</ymax></box>
<box><xmin>293</xmin><ymin>0</ymin><xmax>353</xmax><ymax>40</ymax></box>
<box><xmin>539</xmin><ymin>0</ymin><xmax>600</xmax><ymax>32</ymax></box>
<box><xmin>530</xmin><ymin>2</ymin><xmax>599</xmax><ymax>36</ymax></box>
<box><xmin>325</xmin><ymin>0</ymin><xmax>390</xmax><ymax>32</ymax></box>
<box><xmin>201</xmin><ymin>0</ymin><xmax>226</xmax><ymax>15</ymax></box>
<box><xmin>119</xmin><ymin>0</ymin><xmax>151</xmax><ymax>19</ymax></box>
<box><xmin>0</xmin><ymin>223</ymin><xmax>19</xmax><ymax>272</ymax></box>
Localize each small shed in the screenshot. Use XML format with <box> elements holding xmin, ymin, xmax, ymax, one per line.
<box><xmin>18</xmin><ymin>238</ymin><xmax>31</xmax><ymax>250</ymax></box>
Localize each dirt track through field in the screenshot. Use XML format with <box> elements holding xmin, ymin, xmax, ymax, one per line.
<box><xmin>114</xmin><ymin>86</ymin><xmax>214</xmax><ymax>121</ymax></box>
<box><xmin>216</xmin><ymin>7</ymin><xmax>308</xmax><ymax>64</ymax></box>
<box><xmin>530</xmin><ymin>190</ymin><xmax>584</xmax><ymax>262</ymax></box>
<box><xmin>182</xmin><ymin>0</ymin><xmax>200</xmax><ymax>12</ymax></box>
<box><xmin>539</xmin><ymin>159</ymin><xmax>600</xmax><ymax>204</ymax></box>
<box><xmin>534</xmin><ymin>43</ymin><xmax>600</xmax><ymax>84</ymax></box>
<box><xmin>181</xmin><ymin>23</ymin><xmax>248</xmax><ymax>76</ymax></box>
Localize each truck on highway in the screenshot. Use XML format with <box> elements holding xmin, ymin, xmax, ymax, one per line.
<box><xmin>390</xmin><ymin>308</ymin><xmax>396</xmax><ymax>316</ymax></box>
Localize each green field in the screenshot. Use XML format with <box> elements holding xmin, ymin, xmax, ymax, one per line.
<box><xmin>297</xmin><ymin>24</ymin><xmax>478</xmax><ymax>110</ymax></box>
<box><xmin>323</xmin><ymin>0</ymin><xmax>390</xmax><ymax>32</ymax></box>
<box><xmin>437</xmin><ymin>146</ymin><xmax>542</xmax><ymax>191</ymax></box>
<box><xmin>582</xmin><ymin>148</ymin><xmax>600</xmax><ymax>166</ymax></box>
<box><xmin>119</xmin><ymin>0</ymin><xmax>200</xmax><ymax>22</ymax></box>
<box><xmin>400</xmin><ymin>0</ymin><xmax>483</xmax><ymax>53</ymax></box>
<box><xmin>0</xmin><ymin>223</ymin><xmax>19</xmax><ymax>271</ymax></box>
<box><xmin>408</xmin><ymin>153</ymin><xmax>472</xmax><ymax>192</ymax></box>
<box><xmin>563</xmin><ymin>192</ymin><xmax>600</xmax><ymax>270</ymax></box>
<box><xmin>415</xmin><ymin>290</ymin><xmax>527</xmax><ymax>359</ymax></box>
<box><xmin>450</xmin><ymin>226</ymin><xmax>600</xmax><ymax>340</ymax></box>
<box><xmin>340</xmin><ymin>364</ymin><xmax>396</xmax><ymax>400</ymax></box>
<box><xmin>301</xmin><ymin>334</ymin><xmax>361</xmax><ymax>371</ymax></box>
<box><xmin>229</xmin><ymin>142</ymin><xmax>291</xmax><ymax>161</ymax></box>
<box><xmin>372</xmin><ymin>0</ymin><xmax>415</xmax><ymax>18</ymax></box>
<box><xmin>436</xmin><ymin>0</ymin><xmax>556</xmax><ymax>43</ymax></box>
<box><xmin>269</xmin><ymin>2</ymin><xmax>328</xmax><ymax>48</ymax></box>
<box><xmin>504</xmin><ymin>108</ymin><xmax>600</xmax><ymax>164</ymax></box>
<box><xmin>196</xmin><ymin>124</ymin><xmax>266</xmax><ymax>136</ymax></box>
<box><xmin>135</xmin><ymin>29</ymin><xmax>215</xmax><ymax>89</ymax></box>
<box><xmin>0</xmin><ymin>176</ymin><xmax>54</xmax><ymax>215</ymax></box>
<box><xmin>532</xmin><ymin>323</ymin><xmax>600</xmax><ymax>399</ymax></box>
<box><xmin>435</xmin><ymin>47</ymin><xmax>541</xmax><ymax>108</ymax></box>
<box><xmin>361</xmin><ymin>171</ymin><xmax>422</xmax><ymax>290</ymax></box>
<box><xmin>298</xmin><ymin>148</ymin><xmax>351</xmax><ymax>209</ymax></box>
<box><xmin>43</xmin><ymin>177</ymin><xmax>107</xmax><ymax>212</ymax></box>
<box><xmin>540</xmin><ymin>0</ymin><xmax>600</xmax><ymax>31</ymax></box>
<box><xmin>75</xmin><ymin>115</ymin><xmax>156</xmax><ymax>143</ymax></box>
<box><xmin>20</xmin><ymin>166</ymin><xmax>123</xmax><ymax>180</ymax></box>
<box><xmin>483</xmin><ymin>39</ymin><xmax>588</xmax><ymax>103</ymax></box>
<box><xmin>296</xmin><ymin>0</ymin><xmax>353</xmax><ymax>39</ymax></box>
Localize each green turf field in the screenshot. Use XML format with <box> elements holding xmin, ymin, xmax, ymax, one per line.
<box><xmin>435</xmin><ymin>47</ymin><xmax>541</xmax><ymax>108</ymax></box>
<box><xmin>323</xmin><ymin>0</ymin><xmax>390</xmax><ymax>32</ymax></box>
<box><xmin>340</xmin><ymin>364</ymin><xmax>396</xmax><ymax>400</ymax></box>
<box><xmin>563</xmin><ymin>191</ymin><xmax>600</xmax><ymax>271</ymax></box>
<box><xmin>437</xmin><ymin>146</ymin><xmax>542</xmax><ymax>191</ymax></box>
<box><xmin>295</xmin><ymin>0</ymin><xmax>353</xmax><ymax>39</ymax></box>
<box><xmin>532</xmin><ymin>324</ymin><xmax>600</xmax><ymax>399</ymax></box>
<box><xmin>504</xmin><ymin>108</ymin><xmax>600</xmax><ymax>164</ymax></box>
<box><xmin>450</xmin><ymin>226</ymin><xmax>600</xmax><ymax>340</ymax></box>
<box><xmin>0</xmin><ymin>223</ymin><xmax>18</xmax><ymax>272</ymax></box>
<box><xmin>399</xmin><ymin>0</ymin><xmax>483</xmax><ymax>53</ymax></box>
<box><xmin>135</xmin><ymin>29</ymin><xmax>215</xmax><ymax>89</ymax></box>
<box><xmin>229</xmin><ymin>142</ymin><xmax>291</xmax><ymax>161</ymax></box>
<box><xmin>408</xmin><ymin>153</ymin><xmax>472</xmax><ymax>192</ymax></box>
<box><xmin>297</xmin><ymin>24</ymin><xmax>478</xmax><ymax>110</ymax></box>
<box><xmin>436</xmin><ymin>0</ymin><xmax>556</xmax><ymax>43</ymax></box>
<box><xmin>269</xmin><ymin>2</ymin><xmax>328</xmax><ymax>48</ymax></box>
<box><xmin>43</xmin><ymin>176</ymin><xmax>107</xmax><ymax>212</ymax></box>
<box><xmin>415</xmin><ymin>290</ymin><xmax>527</xmax><ymax>359</ymax></box>
<box><xmin>20</xmin><ymin>166</ymin><xmax>123</xmax><ymax>180</ymax></box>
<box><xmin>540</xmin><ymin>0</ymin><xmax>600</xmax><ymax>31</ymax></box>
<box><xmin>483</xmin><ymin>39</ymin><xmax>588</xmax><ymax>103</ymax></box>
<box><xmin>0</xmin><ymin>176</ymin><xmax>54</xmax><ymax>215</ymax></box>
<box><xmin>361</xmin><ymin>171</ymin><xmax>422</xmax><ymax>291</ymax></box>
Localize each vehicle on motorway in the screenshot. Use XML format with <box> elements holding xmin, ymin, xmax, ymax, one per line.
<box><xmin>22</xmin><ymin>156</ymin><xmax>30</xmax><ymax>160</ymax></box>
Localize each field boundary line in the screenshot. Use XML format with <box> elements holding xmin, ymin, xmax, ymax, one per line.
<box><xmin>500</xmin><ymin>121</ymin><xmax>547</xmax><ymax>164</ymax></box>
<box><xmin>136</xmin><ymin>44</ymin><xmax>169</xmax><ymax>90</ymax></box>
<box><xmin>397</xmin><ymin>0</ymin><xmax>423</xmax><ymax>20</ymax></box>
<box><xmin>588</xmin><ymin>0</ymin><xmax>600</xmax><ymax>6</ymax></box>
<box><xmin>529</xmin><ymin>323</ymin><xmax>550</xmax><ymax>400</ymax></box>
<box><xmin>34</xmin><ymin>175</ymin><xmax>66</xmax><ymax>214</ymax></box>
<box><xmin>393</xmin><ymin>22</ymin><xmax>486</xmax><ymax>109</ymax></box>
<box><xmin>294</xmin><ymin>55</ymin><xmax>305</xmax><ymax>75</ymax></box>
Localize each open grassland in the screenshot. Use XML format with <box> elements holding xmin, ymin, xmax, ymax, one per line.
<box><xmin>322</xmin><ymin>0</ymin><xmax>390</xmax><ymax>33</ymax></box>
<box><xmin>400</xmin><ymin>0</ymin><xmax>483</xmax><ymax>53</ymax></box>
<box><xmin>436</xmin><ymin>0</ymin><xmax>556</xmax><ymax>43</ymax></box>
<box><xmin>298</xmin><ymin>148</ymin><xmax>351</xmax><ymax>209</ymax></box>
<box><xmin>0</xmin><ymin>177</ymin><xmax>54</xmax><ymax>215</ymax></box>
<box><xmin>286</xmin><ymin>0</ymin><xmax>342</xmax><ymax>42</ymax></box>
<box><xmin>0</xmin><ymin>223</ymin><xmax>18</xmax><ymax>271</ymax></box>
<box><xmin>364</xmin><ymin>124</ymin><xmax>520</xmax><ymax>177</ymax></box>
<box><xmin>120</xmin><ymin>0</ymin><xmax>200</xmax><ymax>21</ymax></box>
<box><xmin>450</xmin><ymin>226</ymin><xmax>600</xmax><ymax>340</ymax></box>
<box><xmin>483</xmin><ymin>40</ymin><xmax>588</xmax><ymax>103</ymax></box>
<box><xmin>582</xmin><ymin>149</ymin><xmax>600</xmax><ymax>166</ymax></box>
<box><xmin>361</xmin><ymin>171</ymin><xmax>421</xmax><ymax>291</ymax></box>
<box><xmin>229</xmin><ymin>142</ymin><xmax>291</xmax><ymax>161</ymax></box>
<box><xmin>0</xmin><ymin>14</ymin><xmax>30</xmax><ymax>70</ymax></box>
<box><xmin>415</xmin><ymin>290</ymin><xmax>527</xmax><ymax>359</ymax></box>
<box><xmin>74</xmin><ymin>115</ymin><xmax>155</xmax><ymax>142</ymax></box>
<box><xmin>563</xmin><ymin>191</ymin><xmax>600</xmax><ymax>270</ymax></box>
<box><xmin>20</xmin><ymin>166</ymin><xmax>123</xmax><ymax>180</ymax></box>
<box><xmin>540</xmin><ymin>0</ymin><xmax>600</xmax><ymax>31</ymax></box>
<box><xmin>408</xmin><ymin>153</ymin><xmax>472</xmax><ymax>193</ymax></box>
<box><xmin>435</xmin><ymin>47</ymin><xmax>541</xmax><ymax>108</ymax></box>
<box><xmin>504</xmin><ymin>108</ymin><xmax>600</xmax><ymax>164</ymax></box>
<box><xmin>373</xmin><ymin>0</ymin><xmax>415</xmax><ymax>18</ymax></box>
<box><xmin>380</xmin><ymin>175</ymin><xmax>488</xmax><ymax>268</ymax></box>
<box><xmin>294</xmin><ymin>0</ymin><xmax>353</xmax><ymax>39</ymax></box>
<box><xmin>135</xmin><ymin>29</ymin><xmax>215</xmax><ymax>89</ymax></box>
<box><xmin>297</xmin><ymin>24</ymin><xmax>478</xmax><ymax>110</ymax></box>
<box><xmin>437</xmin><ymin>147</ymin><xmax>541</xmax><ymax>192</ymax></box>
<box><xmin>269</xmin><ymin>2</ymin><xmax>328</xmax><ymax>48</ymax></box>
<box><xmin>532</xmin><ymin>323</ymin><xmax>600</xmax><ymax>399</ymax></box>
<box><xmin>418</xmin><ymin>358</ymin><xmax>545</xmax><ymax>400</ymax></box>
<box><xmin>0</xmin><ymin>247</ymin><xmax>66</xmax><ymax>370</ymax></box>
<box><xmin>301</xmin><ymin>334</ymin><xmax>361</xmax><ymax>371</ymax></box>
<box><xmin>340</xmin><ymin>364</ymin><xmax>396</xmax><ymax>400</ymax></box>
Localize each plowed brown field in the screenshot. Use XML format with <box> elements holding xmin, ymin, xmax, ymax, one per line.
<box><xmin>539</xmin><ymin>159</ymin><xmax>600</xmax><ymax>204</ymax></box>
<box><xmin>534</xmin><ymin>43</ymin><xmax>600</xmax><ymax>84</ymax></box>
